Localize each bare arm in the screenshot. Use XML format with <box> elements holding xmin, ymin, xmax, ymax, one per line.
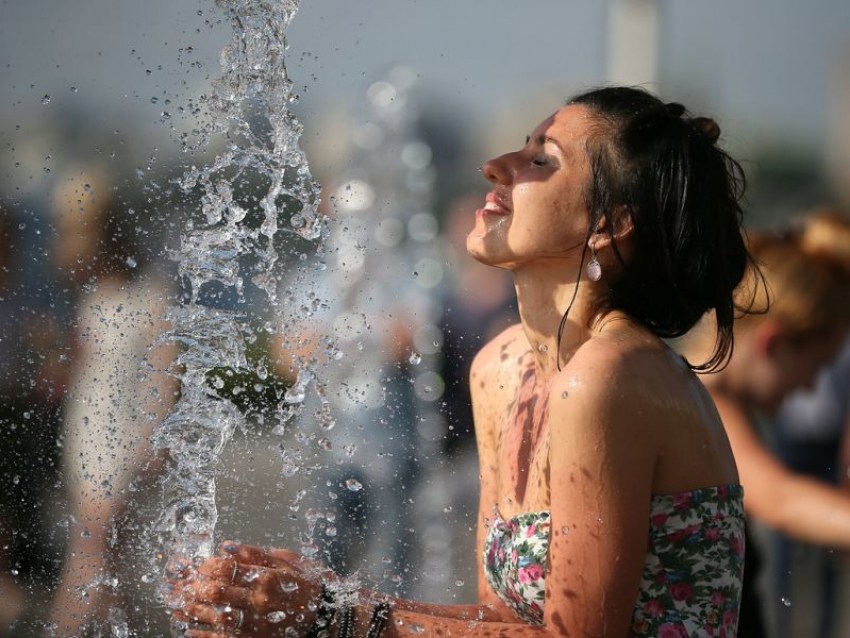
<box><xmin>176</xmin><ymin>334</ymin><xmax>654</xmax><ymax>637</ymax></box>
<box><xmin>714</xmin><ymin>392</ymin><xmax>850</xmax><ymax>548</ymax></box>
<box><xmin>339</xmin><ymin>348</ymin><xmax>656</xmax><ymax>637</ymax></box>
<box><xmin>540</xmin><ymin>351</ymin><xmax>654</xmax><ymax>636</ymax></box>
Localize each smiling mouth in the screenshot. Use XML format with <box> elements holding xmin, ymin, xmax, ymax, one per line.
<box><xmin>476</xmin><ymin>192</ymin><xmax>511</xmax><ymax>218</ymax></box>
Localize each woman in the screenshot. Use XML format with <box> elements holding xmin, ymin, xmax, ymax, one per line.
<box><xmin>170</xmin><ymin>86</ymin><xmax>751</xmax><ymax>637</ymax></box>
<box><xmin>46</xmin><ymin>168</ymin><xmax>177</xmax><ymax>635</ymax></box>
<box><xmin>696</xmin><ymin>212</ymin><xmax>850</xmax><ymax>637</ymax></box>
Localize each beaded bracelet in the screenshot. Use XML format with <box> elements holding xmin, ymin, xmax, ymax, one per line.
<box><xmin>365</xmin><ymin>602</ymin><xmax>391</xmax><ymax>638</ymax></box>
<box><xmin>306</xmin><ymin>584</ymin><xmax>337</xmax><ymax>638</ymax></box>
<box><xmin>337</xmin><ymin>602</ymin><xmax>355</xmax><ymax>638</ymax></box>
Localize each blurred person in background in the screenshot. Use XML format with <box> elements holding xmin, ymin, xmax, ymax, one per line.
<box><xmin>0</xmin><ymin>200</ymin><xmax>69</xmax><ymax>632</ymax></box>
<box><xmin>769</xmin><ymin>210</ymin><xmax>850</xmax><ymax>638</ymax></box>
<box><xmin>45</xmin><ymin>166</ymin><xmax>176</xmax><ymax>636</ymax></box>
<box><xmin>695</xmin><ymin>211</ymin><xmax>850</xmax><ymax>637</ymax></box>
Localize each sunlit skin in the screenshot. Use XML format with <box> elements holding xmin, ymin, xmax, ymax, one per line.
<box><xmin>169</xmin><ymin>105</ymin><xmax>739</xmax><ymax>637</ymax></box>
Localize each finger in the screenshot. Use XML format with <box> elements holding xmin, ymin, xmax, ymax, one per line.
<box><xmin>185</xmin><ymin>632</ymin><xmax>229</xmax><ymax>638</ymax></box>
<box><xmin>198</xmin><ymin>558</ymin><xmax>284</xmax><ymax>590</ymax></box>
<box><xmin>181</xmin><ymin>601</ymin><xmax>244</xmax><ymax>630</ymax></box>
<box><xmin>197</xmin><ymin>557</ymin><xmax>241</xmax><ymax>582</ymax></box>
<box><xmin>265</xmin><ymin>547</ymin><xmax>303</xmax><ymax>564</ymax></box>
<box><xmin>192</xmin><ymin>580</ymin><xmax>253</xmax><ymax>608</ymax></box>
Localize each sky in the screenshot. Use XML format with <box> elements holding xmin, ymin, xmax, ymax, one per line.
<box><xmin>1</xmin><ymin>0</ymin><xmax>849</xmax><ymax>194</ymax></box>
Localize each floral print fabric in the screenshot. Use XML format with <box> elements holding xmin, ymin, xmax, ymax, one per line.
<box><xmin>483</xmin><ymin>508</ymin><xmax>550</xmax><ymax>624</ymax></box>
<box><xmin>482</xmin><ymin>485</ymin><xmax>745</xmax><ymax>637</ymax></box>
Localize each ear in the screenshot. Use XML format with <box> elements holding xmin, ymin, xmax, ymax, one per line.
<box><xmin>752</xmin><ymin>320</ymin><xmax>788</xmax><ymax>358</ymax></box>
<box><xmin>587</xmin><ymin>209</ymin><xmax>635</xmax><ymax>250</ymax></box>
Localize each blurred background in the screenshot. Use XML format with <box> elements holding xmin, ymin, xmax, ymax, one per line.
<box><xmin>1</xmin><ymin>0</ymin><xmax>850</xmax><ymax>636</ymax></box>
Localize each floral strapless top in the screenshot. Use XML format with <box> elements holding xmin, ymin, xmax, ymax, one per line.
<box><xmin>482</xmin><ymin>484</ymin><xmax>745</xmax><ymax>636</ymax></box>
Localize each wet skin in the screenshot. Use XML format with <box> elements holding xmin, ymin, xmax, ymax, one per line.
<box><xmin>169</xmin><ymin>104</ymin><xmax>740</xmax><ymax>637</ymax></box>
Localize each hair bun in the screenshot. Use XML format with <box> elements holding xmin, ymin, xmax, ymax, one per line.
<box><xmin>664</xmin><ymin>102</ymin><xmax>686</xmax><ymax>118</ymax></box>
<box><xmin>691</xmin><ymin>117</ymin><xmax>721</xmax><ymax>143</ymax></box>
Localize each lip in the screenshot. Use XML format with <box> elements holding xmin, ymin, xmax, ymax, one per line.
<box><xmin>475</xmin><ymin>192</ymin><xmax>512</xmax><ymax>218</ymax></box>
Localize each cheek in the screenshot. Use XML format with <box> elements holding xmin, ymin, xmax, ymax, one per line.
<box><xmin>511</xmin><ymin>188</ymin><xmax>576</xmax><ymax>244</ymax></box>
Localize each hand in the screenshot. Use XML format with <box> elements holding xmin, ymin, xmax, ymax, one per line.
<box><xmin>167</xmin><ymin>542</ymin><xmax>332</xmax><ymax>637</ymax></box>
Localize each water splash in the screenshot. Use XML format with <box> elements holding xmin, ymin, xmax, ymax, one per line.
<box><xmin>272</xmin><ymin>67</ymin><xmax>449</xmax><ymax>594</ymax></box>
<box><xmin>151</xmin><ymin>0</ymin><xmax>322</xmax><ymax>609</ymax></box>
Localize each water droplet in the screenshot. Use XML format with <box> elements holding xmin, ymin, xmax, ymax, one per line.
<box><xmin>290</xmin><ymin>213</ymin><xmax>306</xmax><ymax>229</ymax></box>
<box><xmin>408</xmin><ymin>352</ymin><xmax>422</xmax><ymax>365</ymax></box>
<box><xmin>125</xmin><ymin>256</ymin><xmax>137</xmax><ymax>268</ymax></box>
<box><xmin>561</xmin><ymin>391</ymin><xmax>568</xmax><ymax>399</ymax></box>
<box><xmin>325</xmin><ymin>526</ymin><xmax>337</xmax><ymax>537</ymax></box>
<box><xmin>318</xmin><ymin>437</ymin><xmax>332</xmax><ymax>451</ymax></box>
<box><xmin>18</xmin><ymin>223</ymin><xmax>25</xmax><ymax>230</ymax></box>
<box><xmin>41</xmin><ymin>95</ymin><xmax>51</xmax><ymax>105</ymax></box>
<box><xmin>280</xmin><ymin>581</ymin><xmax>299</xmax><ymax>593</ymax></box>
<box><xmin>243</xmin><ymin>569</ymin><xmax>262</xmax><ymax>583</ymax></box>
<box><xmin>12</xmin><ymin>476</ymin><xmax>19</xmax><ymax>485</ymax></box>
<box><xmin>442</xmin><ymin>505</ymin><xmax>452</xmax><ymax>513</ymax></box>
<box><xmin>267</xmin><ymin>611</ymin><xmax>287</xmax><ymax>623</ymax></box>
<box><xmin>455</xmin><ymin>579</ymin><xmax>465</xmax><ymax>587</ymax></box>
<box><xmin>345</xmin><ymin>478</ymin><xmax>363</xmax><ymax>492</ymax></box>
<box><xmin>781</xmin><ymin>597</ymin><xmax>792</xmax><ymax>608</ymax></box>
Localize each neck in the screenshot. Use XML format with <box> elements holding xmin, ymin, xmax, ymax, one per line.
<box><xmin>513</xmin><ymin>262</ymin><xmax>606</xmax><ymax>380</ymax></box>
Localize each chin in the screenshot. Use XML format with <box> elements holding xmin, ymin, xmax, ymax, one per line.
<box><xmin>465</xmin><ymin>237</ymin><xmax>514</xmax><ymax>271</ymax></box>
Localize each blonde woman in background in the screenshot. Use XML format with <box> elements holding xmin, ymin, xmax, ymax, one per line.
<box><xmin>693</xmin><ymin>211</ymin><xmax>850</xmax><ymax>637</ymax></box>
<box><xmin>772</xmin><ymin>211</ymin><xmax>850</xmax><ymax>638</ymax></box>
<box><xmin>46</xmin><ymin>168</ymin><xmax>176</xmax><ymax>636</ymax></box>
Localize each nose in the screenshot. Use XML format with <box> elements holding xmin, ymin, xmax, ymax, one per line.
<box><xmin>480</xmin><ymin>153</ymin><xmax>513</xmax><ymax>186</ymax></box>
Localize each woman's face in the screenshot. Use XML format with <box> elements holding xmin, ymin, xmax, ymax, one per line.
<box><xmin>756</xmin><ymin>325</ymin><xmax>847</xmax><ymax>414</ymax></box>
<box><xmin>466</xmin><ymin>105</ymin><xmax>595</xmax><ymax>271</ymax></box>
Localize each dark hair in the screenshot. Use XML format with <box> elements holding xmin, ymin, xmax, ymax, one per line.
<box><xmin>566</xmin><ymin>86</ymin><xmax>753</xmax><ymax>372</ymax></box>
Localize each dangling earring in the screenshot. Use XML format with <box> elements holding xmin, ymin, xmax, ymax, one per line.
<box><xmin>586</xmin><ymin>240</ymin><xmax>602</xmax><ymax>281</ymax></box>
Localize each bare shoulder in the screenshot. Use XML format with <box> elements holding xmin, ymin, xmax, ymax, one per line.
<box><xmin>469</xmin><ymin>323</ymin><xmax>528</xmax><ymax>390</ymax></box>
<box><xmin>546</xmin><ymin>338</ymin><xmax>662</xmax><ymax>509</ymax></box>
<box><xmin>548</xmin><ymin>335</ymin><xmax>675</xmax><ymax>442</ymax></box>
<box><xmin>469</xmin><ymin>323</ymin><xmax>528</xmax><ymax>439</ymax></box>
<box><xmin>551</xmin><ymin>335</ymin><xmax>649</xmax><ymax>402</ymax></box>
